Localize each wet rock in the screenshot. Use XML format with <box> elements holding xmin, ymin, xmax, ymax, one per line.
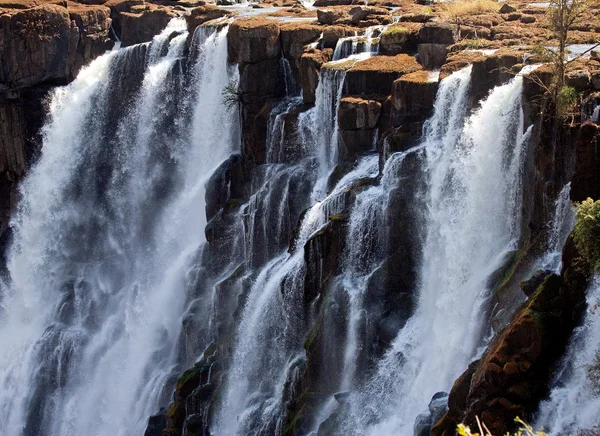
<box><xmin>418</xmin><ymin>43</ymin><xmax>447</xmax><ymax>69</ymax></box>
<box><xmin>144</xmin><ymin>412</ymin><xmax>167</xmax><ymax>436</ymax></box>
<box><xmin>228</xmin><ymin>17</ymin><xmax>280</xmax><ymax>64</ymax></box>
<box><xmin>119</xmin><ymin>5</ymin><xmax>177</xmax><ymax>47</ymax></box>
<box><xmin>418</xmin><ymin>22</ymin><xmax>457</xmax><ymax>45</ymax></box>
<box><xmin>519</xmin><ymin>269</ymin><xmax>552</xmax><ymax>297</ymax></box>
<box><xmin>317</xmin><ymin>8</ymin><xmax>344</xmax><ymax>24</ymax></box>
<box><xmin>344</xmin><ymin>54</ymin><xmax>422</xmax><ymax>96</ymax></box>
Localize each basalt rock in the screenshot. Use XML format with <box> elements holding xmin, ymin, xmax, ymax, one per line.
<box><xmin>317</xmin><ymin>8</ymin><xmax>344</xmax><ymax>25</ymax></box>
<box><xmin>418</xmin><ymin>22</ymin><xmax>457</xmax><ymax>45</ymax></box>
<box><xmin>571</xmin><ymin>121</ymin><xmax>600</xmax><ymax>202</ymax></box>
<box><xmin>379</xmin><ymin>24</ymin><xmax>420</xmax><ymax>55</ymax></box>
<box><xmin>344</xmin><ymin>54</ymin><xmax>422</xmax><ymax>96</ymax></box>
<box><xmin>280</xmin><ymin>23</ymin><xmax>322</xmax><ymax>60</ymax></box>
<box><xmin>185</xmin><ymin>5</ymin><xmax>231</xmax><ymax>31</ymax></box>
<box><xmin>119</xmin><ymin>5</ymin><xmax>177</xmax><ymax>47</ymax></box>
<box><xmin>300</xmin><ymin>49</ymin><xmax>332</xmax><ymax>104</ymax></box>
<box><xmin>391</xmin><ymin>70</ymin><xmax>438</xmax><ymax>124</ymax></box>
<box><xmin>418</xmin><ymin>43</ymin><xmax>447</xmax><ymax>69</ymax></box>
<box><xmin>228</xmin><ymin>17</ymin><xmax>280</xmax><ymax>64</ymax></box>
<box><xmin>0</xmin><ymin>2</ymin><xmax>112</xmax><ymax>88</ymax></box>
<box><xmin>432</xmin><ymin>240</ymin><xmax>589</xmax><ymax>436</ymax></box>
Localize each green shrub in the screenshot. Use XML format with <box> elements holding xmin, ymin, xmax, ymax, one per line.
<box><xmin>556</xmin><ymin>85</ymin><xmax>579</xmax><ymax>115</ymax></box>
<box><xmin>383</xmin><ymin>26</ymin><xmax>410</xmax><ymax>36</ymax></box>
<box><xmin>573</xmin><ymin>198</ymin><xmax>600</xmax><ymax>272</ymax></box>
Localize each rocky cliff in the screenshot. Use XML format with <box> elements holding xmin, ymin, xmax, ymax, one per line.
<box><xmin>1</xmin><ymin>0</ymin><xmax>600</xmax><ymax>435</ymax></box>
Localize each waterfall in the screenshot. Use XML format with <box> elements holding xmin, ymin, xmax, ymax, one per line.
<box><xmin>212</xmin><ymin>63</ymin><xmax>353</xmax><ymax>436</ymax></box>
<box><xmin>0</xmin><ymin>19</ymin><xmax>238</xmax><ymax>436</ymax></box>
<box><xmin>319</xmin><ymin>65</ymin><xmax>534</xmax><ymax>435</ymax></box>
<box><xmin>540</xmin><ymin>182</ymin><xmax>576</xmax><ymax>273</ymax></box>
<box><xmin>332</xmin><ymin>26</ymin><xmax>383</xmax><ymax>61</ymax></box>
<box><xmin>535</xmin><ymin>278</ymin><xmax>600</xmax><ymax>435</ymax></box>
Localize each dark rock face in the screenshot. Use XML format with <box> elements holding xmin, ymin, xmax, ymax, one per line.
<box><xmin>119</xmin><ymin>6</ymin><xmax>176</xmax><ymax>47</ymax></box>
<box><xmin>418</xmin><ymin>22</ymin><xmax>457</xmax><ymax>45</ymax></box>
<box><xmin>0</xmin><ymin>0</ymin><xmax>113</xmax><ymax>238</ymax></box>
<box><xmin>0</xmin><ymin>3</ymin><xmax>112</xmax><ymax>88</ymax></box>
<box><xmin>432</xmin><ymin>242</ymin><xmax>589</xmax><ymax>436</ymax></box>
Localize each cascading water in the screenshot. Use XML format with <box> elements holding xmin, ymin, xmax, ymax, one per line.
<box><xmin>332</xmin><ymin>26</ymin><xmax>383</xmax><ymax>61</ymax></box>
<box><xmin>321</xmin><ymin>65</ymin><xmax>535</xmax><ymax>435</ymax></box>
<box><xmin>535</xmin><ymin>278</ymin><xmax>600</xmax><ymax>435</ymax></box>
<box><xmin>212</xmin><ymin>61</ymin><xmax>352</xmax><ymax>436</ymax></box>
<box><xmin>540</xmin><ymin>182</ymin><xmax>576</xmax><ymax>273</ymax></box>
<box><xmin>0</xmin><ymin>19</ymin><xmax>238</xmax><ymax>436</ymax></box>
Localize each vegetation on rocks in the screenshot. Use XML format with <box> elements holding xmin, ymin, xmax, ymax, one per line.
<box><xmin>573</xmin><ymin>198</ymin><xmax>600</xmax><ymax>272</ymax></box>
<box><xmin>438</xmin><ymin>0</ymin><xmax>500</xmax><ymax>22</ymax></box>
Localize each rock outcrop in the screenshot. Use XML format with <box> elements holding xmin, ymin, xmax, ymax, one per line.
<box><xmin>0</xmin><ymin>0</ymin><xmax>113</xmax><ymax>235</ymax></box>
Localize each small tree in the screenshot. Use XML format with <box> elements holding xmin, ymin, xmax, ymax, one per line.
<box><xmin>222</xmin><ymin>80</ymin><xmax>245</xmax><ymax>143</ymax></box>
<box><xmin>526</xmin><ymin>0</ymin><xmax>599</xmax><ymax>116</ymax></box>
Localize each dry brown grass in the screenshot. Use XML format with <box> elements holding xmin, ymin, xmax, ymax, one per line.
<box><xmin>438</xmin><ymin>0</ymin><xmax>501</xmax><ymax>22</ymax></box>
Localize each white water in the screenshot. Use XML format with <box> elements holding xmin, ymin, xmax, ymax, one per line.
<box><xmin>540</xmin><ymin>183</ymin><xmax>576</xmax><ymax>273</ymax></box>
<box><xmin>213</xmin><ymin>63</ymin><xmax>355</xmax><ymax>435</ymax></box>
<box><xmin>0</xmin><ymin>20</ymin><xmax>238</xmax><ymax>436</ymax></box>
<box><xmin>330</xmin><ymin>65</ymin><xmax>534</xmax><ymax>435</ymax></box>
<box><xmin>332</xmin><ymin>26</ymin><xmax>383</xmax><ymax>61</ymax></box>
<box><xmin>536</xmin><ymin>278</ymin><xmax>600</xmax><ymax>434</ymax></box>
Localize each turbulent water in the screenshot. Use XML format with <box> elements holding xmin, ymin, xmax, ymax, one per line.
<box><xmin>0</xmin><ymin>19</ymin><xmax>239</xmax><ymax>436</ymax></box>
<box><xmin>535</xmin><ymin>278</ymin><xmax>600</xmax><ymax>434</ymax></box>
<box><xmin>0</xmin><ymin>12</ymin><xmax>595</xmax><ymax>436</ymax></box>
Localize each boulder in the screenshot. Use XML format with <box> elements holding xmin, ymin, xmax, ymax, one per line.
<box><xmin>348</xmin><ymin>5</ymin><xmax>389</xmax><ymax>24</ymax></box>
<box><xmin>317</xmin><ymin>8</ymin><xmax>344</xmax><ymax>25</ymax></box>
<box><xmin>337</xmin><ymin>97</ymin><xmax>381</xmax><ymax>130</ymax></box>
<box><xmin>503</xmin><ymin>12</ymin><xmax>521</xmax><ymax>21</ymax></box>
<box><xmin>520</xmin><ymin>14</ymin><xmax>536</xmax><ymax>24</ymax></box>
<box><xmin>418</xmin><ymin>22</ymin><xmax>457</xmax><ymax>45</ymax></box>
<box><xmin>499</xmin><ymin>3</ymin><xmax>516</xmax><ymax>13</ymax></box>
<box><xmin>119</xmin><ymin>6</ymin><xmax>177</xmax><ymax>47</ymax></box>
<box><xmin>227</xmin><ymin>17</ymin><xmax>280</xmax><ymax>63</ymax></box>
<box><xmin>344</xmin><ymin>54</ymin><xmax>422</xmax><ymax>96</ymax></box>
<box><xmin>418</xmin><ymin>43</ymin><xmax>447</xmax><ymax>69</ymax></box>
<box><xmin>396</xmin><ymin>12</ymin><xmax>433</xmax><ymax>23</ymax></box>
<box><xmin>185</xmin><ymin>5</ymin><xmax>230</xmax><ymax>31</ymax></box>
